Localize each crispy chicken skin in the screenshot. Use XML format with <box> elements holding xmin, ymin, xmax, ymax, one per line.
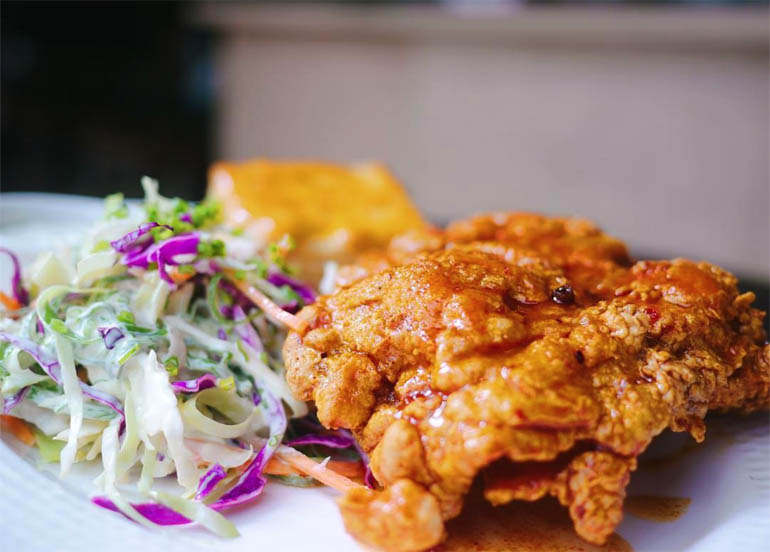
<box><xmin>334</xmin><ymin>212</ymin><xmax>632</xmax><ymax>297</ymax></box>
<box><xmin>283</xmin><ymin>213</ymin><xmax>769</xmax><ymax>552</ymax></box>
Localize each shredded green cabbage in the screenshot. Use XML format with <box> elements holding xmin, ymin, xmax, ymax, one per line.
<box><xmin>0</xmin><ymin>180</ymin><xmax>315</xmax><ymax>535</ymax></box>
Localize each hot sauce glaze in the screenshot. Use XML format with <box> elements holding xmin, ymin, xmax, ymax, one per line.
<box><xmin>434</xmin><ymin>495</ymin><xmax>632</xmax><ymax>552</ymax></box>
<box><xmin>623</xmin><ymin>496</ymin><xmax>691</xmax><ymax>523</ymax></box>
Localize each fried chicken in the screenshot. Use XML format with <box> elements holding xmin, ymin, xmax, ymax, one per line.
<box><xmin>283</xmin><ymin>212</ymin><xmax>769</xmax><ymax>552</ymax></box>
<box><xmin>334</xmin><ymin>212</ymin><xmax>631</xmax><ymax>298</ymax></box>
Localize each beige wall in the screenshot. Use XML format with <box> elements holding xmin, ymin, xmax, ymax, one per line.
<box><xmin>198</xmin><ymin>5</ymin><xmax>769</xmax><ymax>279</ymax></box>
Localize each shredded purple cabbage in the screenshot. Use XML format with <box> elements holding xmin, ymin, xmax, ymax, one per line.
<box><xmin>110</xmin><ymin>222</ymin><xmax>169</xmax><ymax>254</ymax></box>
<box><xmin>0</xmin><ymin>332</ymin><xmax>61</xmax><ymax>379</ymax></box>
<box><xmin>213</xmin><ymin>390</ymin><xmax>286</xmax><ymax>511</ymax></box>
<box><xmin>292</xmin><ymin>416</ymin><xmax>327</xmax><ymax>433</ymax></box>
<box><xmin>217</xmin><ymin>328</ymin><xmax>228</xmax><ymax>341</ymax></box>
<box><xmin>279</xmin><ymin>300</ymin><xmax>299</xmax><ymax>314</ymax></box>
<box><xmin>194</xmin><ymin>259</ymin><xmax>218</xmax><ymax>275</ymax></box>
<box><xmin>283</xmin><ymin>433</ymin><xmax>355</xmax><ymax>449</ymax></box>
<box><xmin>219</xmin><ymin>304</ymin><xmax>234</xmax><ymax>319</ymax></box>
<box><xmin>79</xmin><ymin>386</ymin><xmax>126</xmax><ymax>427</ymax></box>
<box><xmin>122</xmin><ymin>244</ymin><xmax>154</xmax><ymax>268</ymax></box>
<box><xmin>218</xmin><ymin>279</ymin><xmax>253</xmax><ymax>313</ymax></box>
<box><xmin>0</xmin><ymin>332</ymin><xmax>125</xmax><ymax>423</ymax></box>
<box><xmin>195</xmin><ymin>463</ymin><xmax>227</xmax><ymax>501</ymax></box>
<box><xmin>97</xmin><ymin>327</ymin><xmax>124</xmax><ymax>350</ymax></box>
<box><xmin>232</xmin><ymin>306</ymin><xmax>263</xmax><ymax>352</ymax></box>
<box><xmin>338</xmin><ymin>429</ymin><xmax>377</xmax><ymax>489</ymax></box>
<box><xmin>94</xmin><ymin>388</ymin><xmax>287</xmax><ymax>526</ymax></box>
<box><xmin>91</xmin><ymin>497</ymin><xmax>191</xmax><ymax>526</ymax></box>
<box><xmin>35</xmin><ymin>317</ymin><xmax>45</xmax><ymax>335</ymax></box>
<box><xmin>179</xmin><ymin>213</ymin><xmax>193</xmax><ymax>223</ymax></box>
<box><xmin>0</xmin><ymin>247</ymin><xmax>29</xmax><ymax>306</ymax></box>
<box><xmin>93</xmin><ymin>391</ymin><xmax>287</xmax><ymax>528</ymax></box>
<box><xmin>267</xmin><ymin>271</ymin><xmax>316</xmax><ymax>305</ymax></box>
<box><xmin>170</xmin><ymin>373</ymin><xmax>217</xmax><ymax>394</ymax></box>
<box><xmin>288</xmin><ymin>421</ymin><xmax>371</xmax><ymax>484</ymax></box>
<box><xmin>210</xmin><ymin>446</ymin><xmax>269</xmax><ymax>511</ymax></box>
<box><xmin>150</xmin><ymin>234</ymin><xmax>200</xmax><ymax>265</ymax></box>
<box><xmin>122</xmin><ymin>233</ymin><xmax>200</xmax><ymax>285</ymax></box>
<box><xmin>2</xmin><ymin>386</ymin><xmax>29</xmax><ymax>414</ymax></box>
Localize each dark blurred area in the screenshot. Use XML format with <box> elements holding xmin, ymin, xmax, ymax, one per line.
<box><xmin>1</xmin><ymin>1</ymin><xmax>213</xmax><ymax>200</ymax></box>
<box><xmin>3</xmin><ymin>1</ymin><xmax>767</xmax><ymax>200</ymax></box>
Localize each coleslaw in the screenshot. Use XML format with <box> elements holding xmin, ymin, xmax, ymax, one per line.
<box><xmin>0</xmin><ymin>178</ymin><xmax>370</xmax><ymax>536</ymax></box>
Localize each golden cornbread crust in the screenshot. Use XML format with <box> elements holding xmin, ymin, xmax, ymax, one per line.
<box><xmin>208</xmin><ymin>159</ymin><xmax>426</xmax><ymax>282</ymax></box>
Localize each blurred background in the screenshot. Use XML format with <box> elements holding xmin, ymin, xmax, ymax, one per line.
<box><xmin>1</xmin><ymin>1</ymin><xmax>768</xmax><ymax>294</ymax></box>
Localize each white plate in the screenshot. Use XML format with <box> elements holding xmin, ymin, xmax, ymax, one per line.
<box><xmin>0</xmin><ymin>193</ymin><xmax>768</xmax><ymax>552</ymax></box>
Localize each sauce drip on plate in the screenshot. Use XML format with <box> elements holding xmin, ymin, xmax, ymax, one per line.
<box><xmin>434</xmin><ymin>495</ymin><xmax>632</xmax><ymax>552</ymax></box>
<box><xmin>624</xmin><ymin>496</ymin><xmax>691</xmax><ymax>523</ymax></box>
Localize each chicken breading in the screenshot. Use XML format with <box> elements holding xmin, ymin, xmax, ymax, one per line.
<box><xmin>333</xmin><ymin>212</ymin><xmax>632</xmax><ymax>298</ymax></box>
<box><xmin>283</xmin><ymin>212</ymin><xmax>769</xmax><ymax>552</ymax></box>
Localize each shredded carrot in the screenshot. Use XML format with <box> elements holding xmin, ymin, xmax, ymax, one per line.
<box><xmin>264</xmin><ymin>456</ymin><xmax>301</xmax><ymax>476</ymax></box>
<box><xmin>168</xmin><ymin>267</ymin><xmax>195</xmax><ymax>284</ymax></box>
<box><xmin>224</xmin><ymin>271</ymin><xmax>308</xmax><ymax>334</ymax></box>
<box><xmin>273</xmin><ymin>444</ymin><xmax>364</xmax><ymax>492</ymax></box>
<box><xmin>169</xmin><ymin>268</ymin><xmax>194</xmax><ymax>285</ymax></box>
<box><xmin>185</xmin><ymin>436</ymin><xmax>366</xmax><ymax>487</ymax></box>
<box><xmin>325</xmin><ymin>460</ymin><xmax>366</xmax><ymax>479</ymax></box>
<box><xmin>0</xmin><ymin>415</ymin><xmax>36</xmax><ymax>446</ymax></box>
<box><xmin>265</xmin><ymin>456</ymin><xmax>365</xmax><ymax>479</ymax></box>
<box><xmin>0</xmin><ymin>291</ymin><xmax>22</xmax><ymax>311</ymax></box>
